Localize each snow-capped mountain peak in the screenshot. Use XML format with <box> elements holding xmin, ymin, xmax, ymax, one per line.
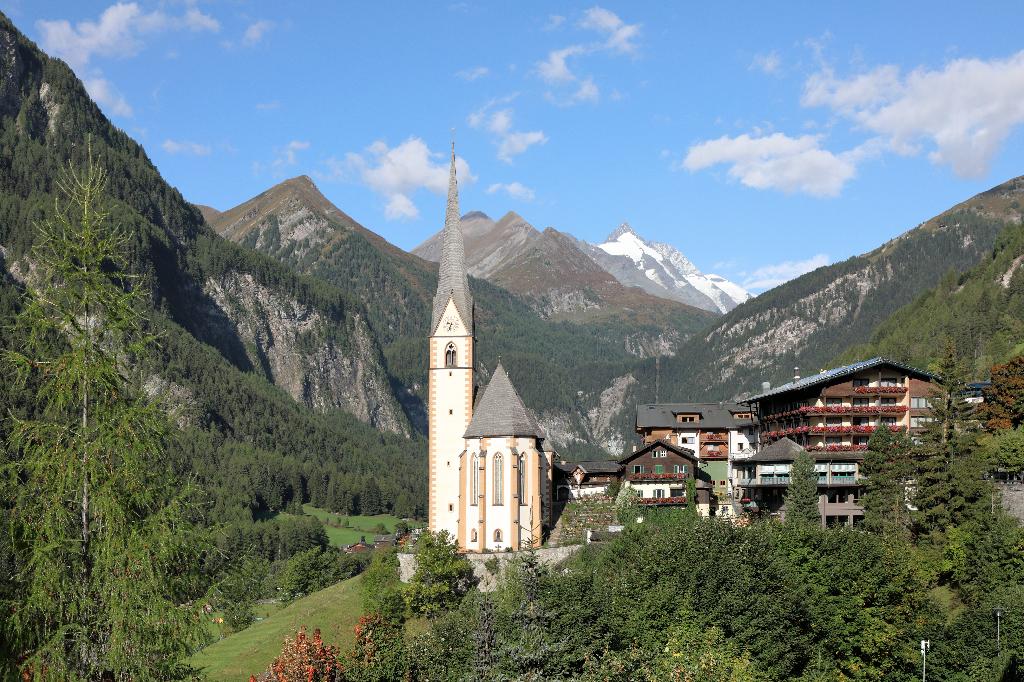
<box><xmin>589</xmin><ymin>223</ymin><xmax>750</xmax><ymax>313</ymax></box>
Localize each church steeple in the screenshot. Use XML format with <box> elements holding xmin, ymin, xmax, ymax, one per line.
<box><xmin>432</xmin><ymin>141</ymin><xmax>473</xmax><ymax>334</ymax></box>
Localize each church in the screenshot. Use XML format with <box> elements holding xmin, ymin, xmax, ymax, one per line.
<box><xmin>427</xmin><ymin>143</ymin><xmax>553</xmax><ymax>552</ymax></box>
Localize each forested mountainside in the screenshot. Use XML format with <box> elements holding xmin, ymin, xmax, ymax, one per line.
<box><xmin>210</xmin><ymin>177</ymin><xmax>713</xmax><ymax>454</ymax></box>
<box><xmin>649</xmin><ymin>176</ymin><xmax>1024</xmax><ymax>401</ymax></box>
<box><xmin>838</xmin><ymin>186</ymin><xmax>1024</xmax><ymax>375</ymax></box>
<box><xmin>0</xmin><ymin>14</ymin><xmax>422</xmax><ymax>519</ymax></box>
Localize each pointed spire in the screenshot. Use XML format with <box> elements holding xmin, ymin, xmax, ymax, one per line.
<box><xmin>432</xmin><ymin>138</ymin><xmax>473</xmax><ymax>333</ymax></box>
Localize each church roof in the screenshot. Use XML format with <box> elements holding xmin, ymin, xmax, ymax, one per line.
<box><xmin>464</xmin><ymin>363</ymin><xmax>544</xmax><ymax>439</ymax></box>
<box><xmin>431</xmin><ymin>143</ymin><xmax>474</xmax><ymax>333</ymax></box>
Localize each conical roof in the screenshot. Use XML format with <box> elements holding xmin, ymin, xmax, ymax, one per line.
<box><xmin>464</xmin><ymin>363</ymin><xmax>543</xmax><ymax>439</ymax></box>
<box><xmin>431</xmin><ymin>143</ymin><xmax>473</xmax><ymax>333</ymax></box>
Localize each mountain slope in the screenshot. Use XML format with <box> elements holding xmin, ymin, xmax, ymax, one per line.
<box><xmin>652</xmin><ymin>176</ymin><xmax>1024</xmax><ymax>401</ymax></box>
<box><xmin>0</xmin><ymin>12</ymin><xmax>420</xmax><ymax>520</ymax></box>
<box><xmin>412</xmin><ymin>210</ymin><xmax>718</xmax><ymax>328</ymax></box>
<box><xmin>837</xmin><ymin>183</ymin><xmax>1024</xmax><ymax>375</ymax></box>
<box><xmin>581</xmin><ymin>223</ymin><xmax>750</xmax><ymax>312</ymax></box>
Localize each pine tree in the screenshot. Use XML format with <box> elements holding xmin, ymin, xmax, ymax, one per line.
<box><xmin>2</xmin><ymin>147</ymin><xmax>204</xmax><ymax>679</ymax></box>
<box><xmin>784</xmin><ymin>452</ymin><xmax>821</xmax><ymax>526</ymax></box>
<box><xmin>862</xmin><ymin>425</ymin><xmax>914</xmax><ymax>539</ymax></box>
<box><xmin>913</xmin><ymin>340</ymin><xmax>978</xmax><ymax>534</ymax></box>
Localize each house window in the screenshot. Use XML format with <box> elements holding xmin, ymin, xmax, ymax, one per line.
<box><xmin>853</xmin><ymin>417</ymin><xmax>869</xmax><ymax>426</ymax></box>
<box><xmin>881</xmin><ymin>417</ymin><xmax>897</xmax><ymax>426</ymax></box>
<box><xmin>676</xmin><ymin>414</ymin><xmax>698</xmax><ymax>423</ymax></box>
<box><xmin>517</xmin><ymin>454</ymin><xmax>526</xmax><ymax>506</ymax></box>
<box><xmin>493</xmin><ymin>453</ymin><xmax>504</xmax><ymax>505</ymax></box>
<box><xmin>826</xmin><ymin>397</ymin><xmax>843</xmax><ymax>406</ymax></box>
<box><xmin>673</xmin><ymin>464</ymin><xmax>687</xmax><ymax>474</ymax></box>
<box><xmin>681</xmin><ymin>436</ymin><xmax>695</xmax><ymax>444</ymax></box>
<box><xmin>654</xmin><ymin>489</ymin><xmax>665</xmax><ymax>498</ymax></box>
<box><xmin>632</xmin><ymin>465</ymin><xmax>643</xmax><ymax>474</ymax></box>
<box><xmin>654</xmin><ymin>464</ymin><xmax>664</xmax><ymax>474</ymax></box>
<box><xmin>445</xmin><ymin>343</ymin><xmax>457</xmax><ymax>368</ymax></box>
<box><xmin>853</xmin><ymin>436</ymin><xmax>869</xmax><ymax>445</ymax></box>
<box><xmin>881</xmin><ymin>376</ymin><xmax>902</xmax><ymax>386</ymax></box>
<box><xmin>826</xmin><ymin>436</ymin><xmax>842</xmax><ymax>445</ymax></box>
<box><xmin>881</xmin><ymin>397</ymin><xmax>897</xmax><ymax>406</ymax></box>
<box><xmin>826</xmin><ymin>417</ymin><xmax>843</xmax><ymax>426</ymax></box>
<box><xmin>911</xmin><ymin>397</ymin><xmax>930</xmax><ymax>409</ymax></box>
<box><xmin>853</xmin><ymin>397</ymin><xmax>869</xmax><ymax>407</ymax></box>
<box><xmin>911</xmin><ymin>416</ymin><xmax>933</xmax><ymax>428</ymax></box>
<box><xmin>853</xmin><ymin>378</ymin><xmax>869</xmax><ymax>387</ymax></box>
<box><xmin>494</xmin><ymin>529</ymin><xmax>502</xmax><ymax>543</ymax></box>
<box><xmin>670</xmin><ymin>488</ymin><xmax>684</xmax><ymax>497</ymax></box>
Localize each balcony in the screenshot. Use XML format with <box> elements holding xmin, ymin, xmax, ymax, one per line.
<box><xmin>630</xmin><ymin>472</ymin><xmax>690</xmax><ymax>482</ymax></box>
<box><xmin>637</xmin><ymin>495</ymin><xmax>688</xmax><ymax>505</ymax></box>
<box><xmin>806</xmin><ymin>444</ymin><xmax>869</xmax><ymax>452</ymax></box>
<box><xmin>854</xmin><ymin>385</ymin><xmax>907</xmax><ymax>395</ymax></box>
<box><xmin>808</xmin><ymin>425</ymin><xmax>904</xmax><ymax>435</ymax></box>
<box><xmin>700</xmin><ymin>431</ymin><xmax>728</xmax><ymax>443</ymax></box>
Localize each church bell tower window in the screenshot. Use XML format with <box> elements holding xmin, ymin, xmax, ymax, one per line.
<box><xmin>445</xmin><ymin>342</ymin><xmax>457</xmax><ymax>368</ymax></box>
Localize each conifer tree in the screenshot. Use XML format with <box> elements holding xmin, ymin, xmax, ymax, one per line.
<box><xmin>2</xmin><ymin>147</ymin><xmax>204</xmax><ymax>679</ymax></box>
<box><xmin>784</xmin><ymin>452</ymin><xmax>821</xmax><ymax>526</ymax></box>
<box><xmin>862</xmin><ymin>425</ymin><xmax>914</xmax><ymax>539</ymax></box>
<box><xmin>913</xmin><ymin>340</ymin><xmax>979</xmax><ymax>534</ymax></box>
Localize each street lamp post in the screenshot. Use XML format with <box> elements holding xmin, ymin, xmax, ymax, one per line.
<box><xmin>994</xmin><ymin>607</ymin><xmax>1005</xmax><ymax>653</ymax></box>
<box><xmin>920</xmin><ymin>639</ymin><xmax>930</xmax><ymax>682</ymax></box>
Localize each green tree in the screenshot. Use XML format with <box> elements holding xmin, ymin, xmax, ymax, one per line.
<box><xmin>914</xmin><ymin>341</ymin><xmax>979</xmax><ymax>533</ymax></box>
<box><xmin>862</xmin><ymin>426</ymin><xmax>914</xmax><ymax>539</ymax></box>
<box><xmin>655</xmin><ymin>620</ymin><xmax>759</xmax><ymax>682</ymax></box>
<box><xmin>684</xmin><ymin>477</ymin><xmax>698</xmax><ymax>518</ymax></box>
<box><xmin>405</xmin><ymin>530</ymin><xmax>475</xmax><ymax>617</ymax></box>
<box><xmin>984</xmin><ymin>427</ymin><xmax>1024</xmax><ymax>477</ymax></box>
<box><xmin>2</xmin><ymin>148</ymin><xmax>204</xmax><ymax>678</ymax></box>
<box><xmin>362</xmin><ymin>549</ymin><xmax>406</xmax><ymax>623</ymax></box>
<box><xmin>784</xmin><ymin>452</ymin><xmax>820</xmax><ymax>526</ymax></box>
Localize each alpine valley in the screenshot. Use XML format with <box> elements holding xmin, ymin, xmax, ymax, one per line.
<box><xmin>3</xmin><ymin>8</ymin><xmax>1024</xmax><ymax>519</ymax></box>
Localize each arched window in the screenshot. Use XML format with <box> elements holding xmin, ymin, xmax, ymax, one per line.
<box><xmin>494</xmin><ymin>529</ymin><xmax>502</xmax><ymax>543</ymax></box>
<box><xmin>493</xmin><ymin>453</ymin><xmax>504</xmax><ymax>505</ymax></box>
<box><xmin>471</xmin><ymin>453</ymin><xmax>481</xmax><ymax>505</ymax></box>
<box><xmin>445</xmin><ymin>343</ymin><xmax>457</xmax><ymax>368</ymax></box>
<box><xmin>471</xmin><ymin>529</ymin><xmax>478</xmax><ymax>542</ymax></box>
<box><xmin>517</xmin><ymin>454</ymin><xmax>526</xmax><ymax>506</ymax></box>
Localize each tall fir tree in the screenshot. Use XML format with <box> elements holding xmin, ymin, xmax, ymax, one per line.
<box><xmin>913</xmin><ymin>340</ymin><xmax>982</xmax><ymax>534</ymax></box>
<box><xmin>862</xmin><ymin>425</ymin><xmax>914</xmax><ymax>539</ymax></box>
<box><xmin>784</xmin><ymin>451</ymin><xmax>821</xmax><ymax>526</ymax></box>
<box><xmin>1</xmin><ymin>147</ymin><xmax>204</xmax><ymax>679</ymax></box>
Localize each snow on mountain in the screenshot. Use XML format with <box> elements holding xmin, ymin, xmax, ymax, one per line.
<box><xmin>592</xmin><ymin>223</ymin><xmax>750</xmax><ymax>313</ymax></box>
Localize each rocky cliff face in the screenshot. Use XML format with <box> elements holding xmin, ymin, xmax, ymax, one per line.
<box><xmin>202</xmin><ymin>271</ymin><xmax>409</xmax><ymax>435</ymax></box>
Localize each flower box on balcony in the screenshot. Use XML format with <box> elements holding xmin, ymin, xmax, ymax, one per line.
<box><xmin>854</xmin><ymin>386</ymin><xmax>907</xmax><ymax>394</ymax></box>
<box><xmin>806</xmin><ymin>444</ymin><xmax>869</xmax><ymax>452</ymax></box>
<box><xmin>630</xmin><ymin>472</ymin><xmax>690</xmax><ymax>482</ymax></box>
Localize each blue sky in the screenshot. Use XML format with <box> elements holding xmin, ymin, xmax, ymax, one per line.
<box><xmin>4</xmin><ymin>1</ymin><xmax>1024</xmax><ymax>291</ymax></box>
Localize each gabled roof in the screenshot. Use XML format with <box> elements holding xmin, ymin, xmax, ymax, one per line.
<box><xmin>744</xmin><ymin>437</ymin><xmax>865</xmax><ymax>463</ymax></box>
<box><xmin>745</xmin><ymin>357</ymin><xmax>937</xmax><ymax>402</ymax></box>
<box><xmin>575</xmin><ymin>460</ymin><xmax>622</xmax><ymax>474</ymax></box>
<box><xmin>464</xmin><ymin>363</ymin><xmax>544</xmax><ymax>439</ymax></box>
<box><xmin>619</xmin><ymin>439</ymin><xmax>697</xmax><ymax>466</ymax></box>
<box><xmin>431</xmin><ymin>144</ymin><xmax>474</xmax><ymax>333</ymax></box>
<box><xmin>636</xmin><ymin>402</ymin><xmax>754</xmax><ymax>430</ymax></box>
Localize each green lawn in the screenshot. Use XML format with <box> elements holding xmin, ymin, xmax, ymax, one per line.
<box><xmin>302</xmin><ymin>505</ymin><xmax>422</xmax><ymax>548</ymax></box>
<box><xmin>191</xmin><ymin>575</ymin><xmax>365</xmax><ymax>680</ymax></box>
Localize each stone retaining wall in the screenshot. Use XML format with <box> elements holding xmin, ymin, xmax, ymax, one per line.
<box><xmin>398</xmin><ymin>544</ymin><xmax>583</xmax><ymax>592</ymax></box>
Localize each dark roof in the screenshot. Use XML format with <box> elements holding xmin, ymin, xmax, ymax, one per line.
<box><xmin>575</xmin><ymin>460</ymin><xmax>622</xmax><ymax>474</ymax></box>
<box><xmin>554</xmin><ymin>461</ymin><xmax>576</xmax><ymax>474</ymax></box>
<box><xmin>619</xmin><ymin>439</ymin><xmax>697</xmax><ymax>465</ymax></box>
<box><xmin>744</xmin><ymin>437</ymin><xmax>865</xmax><ymax>463</ymax></box>
<box><xmin>432</xmin><ymin>148</ymin><xmax>473</xmax><ymax>333</ymax></box>
<box><xmin>636</xmin><ymin>402</ymin><xmax>754</xmax><ymax>430</ymax></box>
<box><xmin>745</xmin><ymin>357</ymin><xmax>937</xmax><ymax>402</ymax></box>
<box><xmin>464</xmin><ymin>363</ymin><xmax>544</xmax><ymax>439</ymax></box>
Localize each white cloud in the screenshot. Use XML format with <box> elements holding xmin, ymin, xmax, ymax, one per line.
<box><xmin>468</xmin><ymin>103</ymin><xmax>547</xmax><ymax>162</ymax></box>
<box><xmin>579</xmin><ymin>6</ymin><xmax>640</xmax><ymax>55</ymax></box>
<box><xmin>37</xmin><ymin>2</ymin><xmax>219</xmax><ymax>69</ymax></box>
<box><xmin>547</xmin><ymin>76</ymin><xmax>599</xmax><ymax>106</ymax></box>
<box><xmin>255</xmin><ymin>100</ymin><xmax>280</xmax><ymax>110</ymax></box>
<box><xmin>275</xmin><ymin>140</ymin><xmax>309</xmax><ymax>167</ymax></box>
<box><xmin>456</xmin><ymin>66</ymin><xmax>489</xmax><ymax>81</ymax></box>
<box><xmin>487</xmin><ymin>182</ymin><xmax>535</xmax><ymax>202</ymax></box>
<box><xmin>345</xmin><ymin>137</ymin><xmax>475</xmax><ymax>221</ymax></box>
<box><xmin>682</xmin><ymin>132</ymin><xmax>859</xmax><ymax>197</ymax></box>
<box><xmin>802</xmin><ymin>52</ymin><xmax>1024</xmax><ymax>177</ymax></box>
<box><xmin>750</xmin><ymin>51</ymin><xmax>781</xmax><ymax>75</ymax></box>
<box><xmin>543</xmin><ymin>15</ymin><xmax>566</xmax><ymax>31</ymax></box>
<box><xmin>242</xmin><ymin>19</ymin><xmax>274</xmax><ymax>46</ymax></box>
<box><xmin>162</xmin><ymin>139</ymin><xmax>211</xmax><ymax>156</ymax></box>
<box><xmin>537</xmin><ymin>45</ymin><xmax>586</xmax><ymax>83</ymax></box>
<box><xmin>84</xmin><ymin>77</ymin><xmax>133</xmax><ymax>116</ymax></box>
<box><xmin>741</xmin><ymin>254</ymin><xmax>831</xmax><ymax>291</ymax></box>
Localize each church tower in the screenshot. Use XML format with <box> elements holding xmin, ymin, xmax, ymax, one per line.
<box><xmin>427</xmin><ymin>142</ymin><xmax>474</xmax><ymax>539</ymax></box>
